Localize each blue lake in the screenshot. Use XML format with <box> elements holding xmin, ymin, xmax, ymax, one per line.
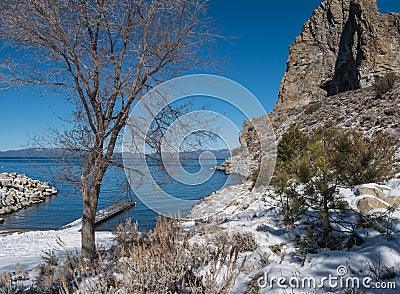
<box><xmin>0</xmin><ymin>158</ymin><xmax>243</xmax><ymax>230</ymax></box>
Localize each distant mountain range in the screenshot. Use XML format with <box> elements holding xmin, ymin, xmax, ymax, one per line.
<box><xmin>0</xmin><ymin>148</ymin><xmax>65</xmax><ymax>158</ymax></box>
<box><xmin>179</xmin><ymin>149</ymin><xmax>231</xmax><ymax>160</ymax></box>
<box><xmin>0</xmin><ymin>148</ymin><xmax>232</xmax><ymax>160</ymax></box>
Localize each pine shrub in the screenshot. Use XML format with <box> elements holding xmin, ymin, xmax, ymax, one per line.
<box><xmin>272</xmin><ymin>125</ymin><xmax>399</xmax><ymax>249</ymax></box>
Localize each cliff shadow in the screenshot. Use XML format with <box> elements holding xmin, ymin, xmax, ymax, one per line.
<box><xmin>322</xmin><ymin>1</ymin><xmax>365</xmax><ymax>96</ymax></box>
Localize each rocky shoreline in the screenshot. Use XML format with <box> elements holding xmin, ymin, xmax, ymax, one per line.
<box><xmin>0</xmin><ymin>172</ymin><xmax>57</xmax><ymax>222</ymax></box>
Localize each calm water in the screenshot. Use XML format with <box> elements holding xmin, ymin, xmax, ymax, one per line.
<box><xmin>0</xmin><ymin>158</ymin><xmax>243</xmax><ymax>230</ymax></box>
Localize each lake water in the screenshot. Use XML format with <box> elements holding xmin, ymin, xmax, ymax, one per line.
<box><xmin>0</xmin><ymin>158</ymin><xmax>243</xmax><ymax>231</ymax></box>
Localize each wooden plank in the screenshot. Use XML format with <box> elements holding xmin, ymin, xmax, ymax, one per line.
<box><xmin>61</xmin><ymin>201</ymin><xmax>135</xmax><ymax>230</ymax></box>
<box><xmin>94</xmin><ymin>201</ymin><xmax>135</xmax><ymax>226</ymax></box>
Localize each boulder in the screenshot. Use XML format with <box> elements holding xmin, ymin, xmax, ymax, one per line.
<box><xmin>0</xmin><ymin>178</ymin><xmax>13</xmax><ymax>187</ymax></box>
<box><xmin>20</xmin><ymin>200</ymin><xmax>30</xmax><ymax>207</ymax></box>
<box><xmin>0</xmin><ymin>217</ymin><xmax>4</xmax><ymax>224</ymax></box>
<box><xmin>37</xmin><ymin>185</ymin><xmax>45</xmax><ymax>192</ymax></box>
<box><xmin>5</xmin><ymin>195</ymin><xmax>14</xmax><ymax>206</ymax></box>
<box><xmin>45</xmin><ymin>188</ymin><xmax>57</xmax><ymax>195</ymax></box>
<box><xmin>30</xmin><ymin>180</ymin><xmax>40</xmax><ymax>185</ymax></box>
<box><xmin>356</xmin><ymin>185</ymin><xmax>386</xmax><ymax>199</ymax></box>
<box><xmin>357</xmin><ymin>195</ymin><xmax>400</xmax><ymax>213</ymax></box>
<box><xmin>0</xmin><ymin>173</ymin><xmax>9</xmax><ymax>178</ymax></box>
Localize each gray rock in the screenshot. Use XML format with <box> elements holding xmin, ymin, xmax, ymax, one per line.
<box><xmin>0</xmin><ymin>172</ymin><xmax>56</xmax><ymax>215</ymax></box>
<box><xmin>0</xmin><ymin>178</ymin><xmax>13</xmax><ymax>187</ymax></box>
<box><xmin>21</xmin><ymin>200</ymin><xmax>30</xmax><ymax>207</ymax></box>
<box><xmin>0</xmin><ymin>173</ymin><xmax>9</xmax><ymax>178</ymax></box>
<box><xmin>37</xmin><ymin>185</ymin><xmax>45</xmax><ymax>192</ymax></box>
<box><xmin>275</xmin><ymin>0</ymin><xmax>400</xmax><ymax>111</ymax></box>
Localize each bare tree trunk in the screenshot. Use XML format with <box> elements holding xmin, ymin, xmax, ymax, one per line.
<box><xmin>81</xmin><ymin>152</ymin><xmax>107</xmax><ymax>258</ymax></box>
<box><xmin>81</xmin><ymin>183</ymin><xmax>99</xmax><ymax>258</ymax></box>
<box><xmin>323</xmin><ymin>197</ymin><xmax>330</xmax><ymax>248</ymax></box>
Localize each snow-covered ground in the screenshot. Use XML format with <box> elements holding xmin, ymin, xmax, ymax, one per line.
<box><xmin>187</xmin><ymin>180</ymin><xmax>400</xmax><ymax>293</ymax></box>
<box><xmin>0</xmin><ymin>220</ymin><xmax>114</xmax><ymax>277</ymax></box>
<box><xmin>1</xmin><ymin>179</ymin><xmax>400</xmax><ymax>293</ymax></box>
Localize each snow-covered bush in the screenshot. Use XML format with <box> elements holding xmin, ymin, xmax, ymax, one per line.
<box><xmin>232</xmin><ymin>232</ymin><xmax>258</xmax><ymax>253</ymax></box>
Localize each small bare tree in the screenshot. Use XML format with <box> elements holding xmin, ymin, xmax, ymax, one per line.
<box><xmin>0</xmin><ymin>0</ymin><xmax>213</xmax><ymax>258</ymax></box>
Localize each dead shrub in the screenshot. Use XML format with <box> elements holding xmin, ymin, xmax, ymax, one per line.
<box><xmin>44</xmin><ymin>216</ymin><xmax>246</xmax><ymax>294</ymax></box>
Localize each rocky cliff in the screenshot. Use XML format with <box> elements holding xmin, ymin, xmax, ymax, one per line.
<box><xmin>276</xmin><ymin>0</ymin><xmax>400</xmax><ymax>110</ymax></box>
<box><xmin>219</xmin><ymin>114</ymin><xmax>277</xmax><ymax>184</ymax></box>
<box><xmin>221</xmin><ymin>0</ymin><xmax>400</xmax><ymax>178</ymax></box>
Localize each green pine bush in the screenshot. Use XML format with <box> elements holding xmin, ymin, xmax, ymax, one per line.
<box><xmin>272</xmin><ymin>125</ymin><xmax>399</xmax><ymax>249</ymax></box>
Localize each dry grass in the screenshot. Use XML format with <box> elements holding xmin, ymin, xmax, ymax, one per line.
<box><xmin>22</xmin><ymin>216</ymin><xmax>244</xmax><ymax>293</ymax></box>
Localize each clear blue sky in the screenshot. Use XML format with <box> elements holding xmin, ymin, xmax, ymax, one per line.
<box><xmin>0</xmin><ymin>0</ymin><xmax>399</xmax><ymax>151</ymax></box>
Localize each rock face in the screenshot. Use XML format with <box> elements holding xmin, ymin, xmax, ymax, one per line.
<box><xmin>275</xmin><ymin>0</ymin><xmax>400</xmax><ymax>110</ymax></box>
<box><xmin>218</xmin><ymin>115</ymin><xmax>276</xmax><ymax>185</ymax></box>
<box><xmin>220</xmin><ymin>0</ymin><xmax>400</xmax><ymax>178</ymax></box>
<box><xmin>219</xmin><ymin>119</ymin><xmax>262</xmax><ymax>178</ymax></box>
<box><xmin>0</xmin><ymin>172</ymin><xmax>57</xmax><ymax>218</ymax></box>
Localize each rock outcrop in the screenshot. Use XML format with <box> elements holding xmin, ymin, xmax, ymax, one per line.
<box><xmin>220</xmin><ymin>0</ymin><xmax>400</xmax><ymax>178</ymax></box>
<box><xmin>356</xmin><ymin>183</ymin><xmax>400</xmax><ymax>213</ymax></box>
<box><xmin>275</xmin><ymin>0</ymin><xmax>400</xmax><ymax>110</ymax></box>
<box><xmin>218</xmin><ymin>115</ymin><xmax>276</xmax><ymax>186</ymax></box>
<box><xmin>0</xmin><ymin>172</ymin><xmax>57</xmax><ymax>217</ymax></box>
<box><xmin>218</xmin><ymin>119</ymin><xmax>262</xmax><ymax>177</ymax></box>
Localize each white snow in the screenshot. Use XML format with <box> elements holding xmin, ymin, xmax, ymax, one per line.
<box><xmin>0</xmin><ymin>221</ymin><xmax>114</xmax><ymax>275</ymax></box>
<box><xmin>186</xmin><ymin>179</ymin><xmax>400</xmax><ymax>293</ymax></box>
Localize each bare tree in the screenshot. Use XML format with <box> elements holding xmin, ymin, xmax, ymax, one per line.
<box><xmin>0</xmin><ymin>0</ymin><xmax>213</xmax><ymax>258</ymax></box>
